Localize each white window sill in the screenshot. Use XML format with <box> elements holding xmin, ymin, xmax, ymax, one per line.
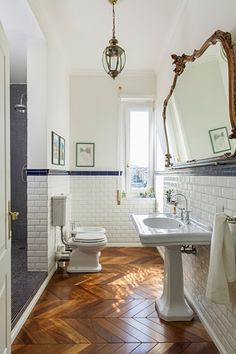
<box><xmin>124</xmin><ymin>193</ymin><xmax>156</xmax><ymax>200</ymax></box>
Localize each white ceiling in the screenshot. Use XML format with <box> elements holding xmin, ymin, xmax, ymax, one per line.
<box><xmin>0</xmin><ymin>0</ymin><xmax>186</xmax><ymax>81</ymax></box>
<box><xmin>0</xmin><ymin>0</ymin><xmax>44</xmax><ymax>83</ymax></box>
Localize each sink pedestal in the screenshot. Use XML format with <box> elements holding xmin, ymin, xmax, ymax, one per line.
<box><xmin>156</xmin><ymin>245</ymin><xmax>194</xmax><ymax>321</ymax></box>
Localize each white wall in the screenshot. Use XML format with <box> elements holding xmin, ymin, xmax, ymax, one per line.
<box><xmin>70</xmin><ymin>76</ymin><xmax>118</xmax><ymax>170</ymax></box>
<box><xmin>47</xmin><ymin>45</ymin><xmax>70</xmax><ymax>170</ymax></box>
<box><xmin>27</xmin><ymin>39</ymin><xmax>47</xmax><ymax>169</ymax></box>
<box><xmin>29</xmin><ymin>0</ymin><xmax>70</xmax><ymax>170</ymax></box>
<box><xmin>28</xmin><ymin>39</ymin><xmax>70</xmax><ymax>171</ymax></box>
<box><xmin>26</xmin><ymin>0</ymin><xmax>71</xmax><ymax>274</ymax></box>
<box><xmin>70</xmin><ymin>73</ymin><xmax>156</xmax><ymax>170</ymax></box>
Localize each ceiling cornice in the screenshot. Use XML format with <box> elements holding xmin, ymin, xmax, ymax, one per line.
<box><xmin>69</xmin><ymin>69</ymin><xmax>156</xmax><ymax>78</ymax></box>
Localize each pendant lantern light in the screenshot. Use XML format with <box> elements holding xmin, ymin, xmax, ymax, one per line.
<box><xmin>102</xmin><ymin>0</ymin><xmax>126</xmax><ymax>79</ymax></box>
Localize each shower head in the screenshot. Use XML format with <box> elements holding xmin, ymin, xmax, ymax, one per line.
<box><xmin>14</xmin><ymin>103</ymin><xmax>27</xmax><ymax>113</ymax></box>
<box><xmin>14</xmin><ymin>93</ymin><xmax>27</xmax><ymax>113</ymax></box>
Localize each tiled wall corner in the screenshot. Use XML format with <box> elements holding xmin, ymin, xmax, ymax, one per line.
<box><xmin>27</xmin><ymin>176</ymin><xmax>48</xmax><ymax>271</ymax></box>
<box><xmin>48</xmin><ymin>175</ymin><xmax>70</xmax><ymax>272</ymax></box>
<box><xmin>27</xmin><ymin>175</ymin><xmax>70</xmax><ymax>272</ymax></box>
<box><xmin>70</xmin><ymin>176</ymin><xmax>155</xmax><ymax>244</ymax></box>
<box><xmin>156</xmin><ymin>174</ymin><xmax>236</xmax><ymax>353</ymax></box>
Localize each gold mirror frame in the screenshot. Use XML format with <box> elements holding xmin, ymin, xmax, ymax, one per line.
<box><xmin>163</xmin><ymin>30</ymin><xmax>236</xmax><ymax>168</ymax></box>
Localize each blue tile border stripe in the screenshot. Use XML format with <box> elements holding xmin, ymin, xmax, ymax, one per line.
<box><xmin>69</xmin><ymin>171</ymin><xmax>122</xmax><ymax>176</ymax></box>
<box><xmin>28</xmin><ymin>165</ymin><xmax>236</xmax><ymax>177</ymax></box>
<box><xmin>27</xmin><ymin>169</ymin><xmax>49</xmax><ymax>176</ymax></box>
<box><xmin>27</xmin><ymin>169</ymin><xmax>123</xmax><ymax>176</ymax></box>
<box><xmin>27</xmin><ymin>169</ymin><xmax>69</xmax><ymax>176</ymax></box>
<box><xmin>27</xmin><ymin>165</ymin><xmax>236</xmax><ymax>177</ymax></box>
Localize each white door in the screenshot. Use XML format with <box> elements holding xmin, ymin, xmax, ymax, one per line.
<box><xmin>0</xmin><ymin>23</ymin><xmax>11</xmax><ymax>354</ymax></box>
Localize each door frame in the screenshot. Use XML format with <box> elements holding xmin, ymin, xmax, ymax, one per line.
<box><xmin>0</xmin><ymin>21</ymin><xmax>11</xmax><ymax>354</ymax></box>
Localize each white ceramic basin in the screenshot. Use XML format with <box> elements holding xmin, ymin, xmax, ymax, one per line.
<box><xmin>143</xmin><ymin>216</ymin><xmax>183</xmax><ymax>230</ymax></box>
<box><xmin>132</xmin><ymin>213</ymin><xmax>211</xmax><ymax>246</ymax></box>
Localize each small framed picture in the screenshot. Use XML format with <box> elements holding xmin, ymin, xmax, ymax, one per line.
<box><xmin>59</xmin><ymin>136</ymin><xmax>65</xmax><ymax>166</ymax></box>
<box><xmin>76</xmin><ymin>143</ymin><xmax>95</xmax><ymax>167</ymax></box>
<box><xmin>209</xmin><ymin>127</ymin><xmax>231</xmax><ymax>154</ymax></box>
<box><xmin>51</xmin><ymin>131</ymin><xmax>59</xmax><ymax>165</ymax></box>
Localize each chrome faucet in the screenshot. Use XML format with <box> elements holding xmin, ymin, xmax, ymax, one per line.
<box><xmin>172</xmin><ymin>193</ymin><xmax>191</xmax><ymax>224</ymax></box>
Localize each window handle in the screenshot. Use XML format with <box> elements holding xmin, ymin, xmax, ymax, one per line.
<box><xmin>126</xmin><ymin>161</ymin><xmax>130</xmax><ymax>168</ymax></box>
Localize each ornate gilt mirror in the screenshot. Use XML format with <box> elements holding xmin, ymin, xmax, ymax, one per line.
<box><xmin>163</xmin><ymin>30</ymin><xmax>236</xmax><ymax>168</ymax></box>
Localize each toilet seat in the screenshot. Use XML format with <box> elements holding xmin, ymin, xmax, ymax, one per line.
<box><xmin>72</xmin><ymin>226</ymin><xmax>106</xmax><ymax>234</ymax></box>
<box><xmin>73</xmin><ymin>233</ymin><xmax>107</xmax><ymax>244</ymax></box>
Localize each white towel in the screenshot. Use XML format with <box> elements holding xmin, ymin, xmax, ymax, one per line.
<box><xmin>206</xmin><ymin>213</ymin><xmax>236</xmax><ymax>304</ymax></box>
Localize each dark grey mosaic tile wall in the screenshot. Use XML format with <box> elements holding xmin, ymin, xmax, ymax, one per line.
<box><xmin>10</xmin><ymin>84</ymin><xmax>27</xmax><ymax>242</ymax></box>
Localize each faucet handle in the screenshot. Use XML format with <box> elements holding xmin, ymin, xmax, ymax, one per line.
<box><xmin>178</xmin><ymin>207</ymin><xmax>185</xmax><ymax>220</ymax></box>
<box><xmin>185</xmin><ymin>210</ymin><xmax>191</xmax><ymax>224</ymax></box>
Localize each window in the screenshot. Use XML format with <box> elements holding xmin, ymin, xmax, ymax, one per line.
<box><xmin>125</xmin><ymin>103</ymin><xmax>154</xmax><ymax>193</ymax></box>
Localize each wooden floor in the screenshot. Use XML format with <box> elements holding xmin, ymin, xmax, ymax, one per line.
<box><xmin>12</xmin><ymin>247</ymin><xmax>219</xmax><ymax>354</ymax></box>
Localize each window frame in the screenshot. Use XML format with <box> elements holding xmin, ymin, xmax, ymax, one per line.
<box><xmin>124</xmin><ymin>102</ymin><xmax>154</xmax><ymax>194</ymax></box>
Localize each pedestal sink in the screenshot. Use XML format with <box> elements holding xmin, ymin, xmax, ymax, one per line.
<box><xmin>131</xmin><ymin>213</ymin><xmax>212</xmax><ymax>322</ymax></box>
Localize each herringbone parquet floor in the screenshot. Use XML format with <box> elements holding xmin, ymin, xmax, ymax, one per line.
<box><xmin>12</xmin><ymin>247</ymin><xmax>219</xmax><ymax>353</ymax></box>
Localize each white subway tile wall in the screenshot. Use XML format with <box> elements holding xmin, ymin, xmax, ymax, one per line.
<box><xmin>157</xmin><ymin>174</ymin><xmax>236</xmax><ymax>354</ymax></box>
<box><xmin>28</xmin><ymin>174</ymin><xmax>155</xmax><ymax>271</ymax></box>
<box><xmin>70</xmin><ymin>176</ymin><xmax>155</xmax><ymax>244</ymax></box>
<box><xmin>27</xmin><ymin>176</ymin><xmax>48</xmax><ymax>271</ymax></box>
<box><xmin>27</xmin><ymin>175</ymin><xmax>70</xmax><ymax>272</ymax></box>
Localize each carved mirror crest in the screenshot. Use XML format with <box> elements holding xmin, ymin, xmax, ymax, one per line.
<box><xmin>163</xmin><ymin>30</ymin><xmax>236</xmax><ymax>168</ymax></box>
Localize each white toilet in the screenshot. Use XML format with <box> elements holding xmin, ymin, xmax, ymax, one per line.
<box><xmin>51</xmin><ymin>195</ymin><xmax>107</xmax><ymax>273</ymax></box>
<box><xmin>67</xmin><ymin>231</ymin><xmax>107</xmax><ymax>273</ymax></box>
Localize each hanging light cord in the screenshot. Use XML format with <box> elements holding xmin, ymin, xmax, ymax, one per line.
<box><xmin>112</xmin><ymin>2</ymin><xmax>116</xmax><ymax>39</ymax></box>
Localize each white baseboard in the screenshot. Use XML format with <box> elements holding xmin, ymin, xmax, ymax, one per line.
<box><xmin>11</xmin><ymin>265</ymin><xmax>56</xmax><ymax>343</ymax></box>
<box><xmin>157</xmin><ymin>246</ymin><xmax>164</xmax><ymax>258</ymax></box>
<box><xmin>184</xmin><ymin>288</ymin><xmax>225</xmax><ymax>354</ymax></box>
<box><xmin>107</xmin><ymin>243</ymin><xmax>143</xmax><ymax>247</ymax></box>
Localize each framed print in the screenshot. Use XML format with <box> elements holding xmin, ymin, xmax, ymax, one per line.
<box><xmin>51</xmin><ymin>131</ymin><xmax>59</xmax><ymax>165</ymax></box>
<box><xmin>76</xmin><ymin>143</ymin><xmax>95</xmax><ymax>167</ymax></box>
<box><xmin>59</xmin><ymin>136</ymin><xmax>65</xmax><ymax>165</ymax></box>
<box><xmin>209</xmin><ymin>127</ymin><xmax>231</xmax><ymax>154</ymax></box>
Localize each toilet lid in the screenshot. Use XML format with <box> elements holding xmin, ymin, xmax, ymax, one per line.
<box><xmin>74</xmin><ymin>233</ymin><xmax>107</xmax><ymax>243</ymax></box>
<box><xmin>71</xmin><ymin>226</ymin><xmax>106</xmax><ymax>236</ymax></box>
<box><xmin>76</xmin><ymin>226</ymin><xmax>106</xmax><ymax>234</ymax></box>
